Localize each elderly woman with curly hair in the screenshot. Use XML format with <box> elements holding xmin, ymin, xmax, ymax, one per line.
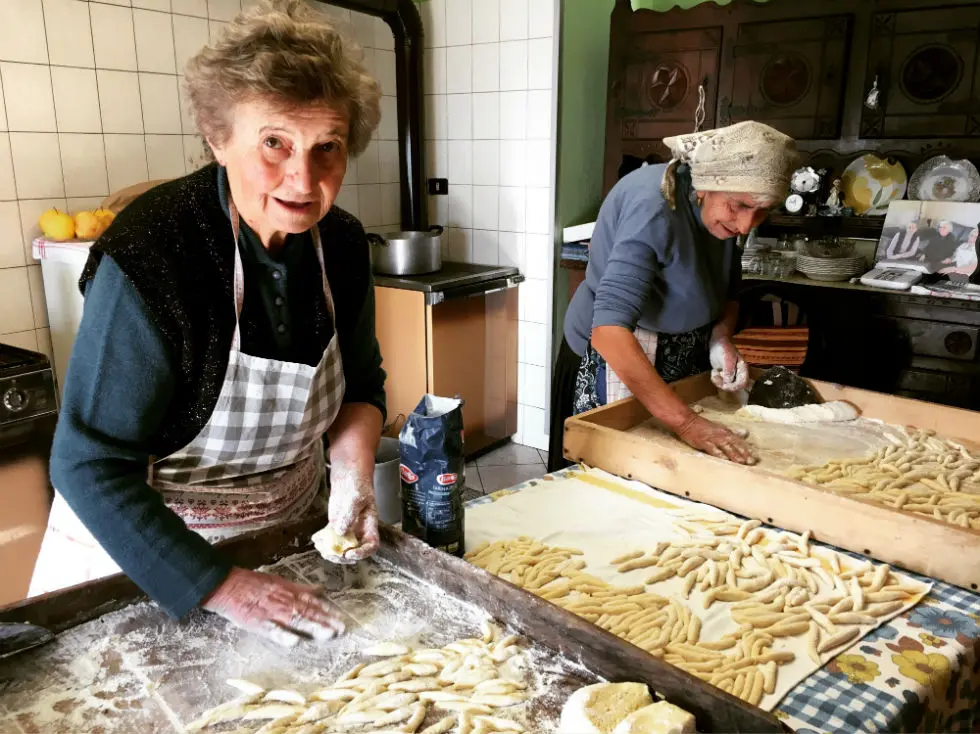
<box><xmin>30</xmin><ymin>0</ymin><xmax>384</xmax><ymax>646</ymax></box>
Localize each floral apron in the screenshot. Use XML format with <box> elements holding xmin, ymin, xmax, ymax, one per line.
<box><xmin>29</xmin><ymin>199</ymin><xmax>345</xmax><ymax>596</ymax></box>
<box><xmin>573</xmin><ymin>324</ymin><xmax>711</xmax><ymax>414</ymax></box>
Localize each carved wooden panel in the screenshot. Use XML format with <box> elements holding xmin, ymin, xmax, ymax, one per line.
<box><xmin>862</xmin><ymin>6</ymin><xmax>980</xmax><ymax>138</ymax></box>
<box><xmin>601</xmin><ymin>0</ymin><xmax>980</xmax><ymax>199</ymax></box>
<box><xmin>617</xmin><ymin>26</ymin><xmax>722</xmax><ymax>142</ymax></box>
<box><xmin>723</xmin><ymin>15</ymin><xmax>851</xmax><ymax>139</ymax></box>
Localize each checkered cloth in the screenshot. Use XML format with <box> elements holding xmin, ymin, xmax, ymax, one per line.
<box><xmin>606</xmin><ymin>327</ymin><xmax>658</xmax><ymax>402</ymax></box>
<box><xmin>778</xmin><ymin>560</ymin><xmax>980</xmax><ymax>733</ymax></box>
<box><xmin>151</xmin><ymin>206</ymin><xmax>346</xmax><ymax>537</ymax></box>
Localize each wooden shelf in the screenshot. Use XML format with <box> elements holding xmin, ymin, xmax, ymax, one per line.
<box><xmin>741</xmin><ymin>273</ymin><xmax>980</xmax><ymax>312</ymax></box>
<box><xmin>743</xmin><ymin>272</ymin><xmax>880</xmax><ymax>294</ymax></box>
<box><xmin>560</xmin><ymin>258</ymin><xmax>588</xmax><ymax>271</ymax></box>
<box><xmin>758</xmin><ymin>214</ymin><xmax>886</xmax><ymax>241</ymax></box>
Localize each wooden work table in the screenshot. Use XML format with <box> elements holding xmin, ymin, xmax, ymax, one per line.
<box><xmin>0</xmin><ymin>518</ymin><xmax>782</xmax><ymax>733</ymax></box>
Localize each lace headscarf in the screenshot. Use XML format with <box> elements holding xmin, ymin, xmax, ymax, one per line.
<box><xmin>660</xmin><ymin>121</ymin><xmax>799</xmax><ymax>209</ymax></box>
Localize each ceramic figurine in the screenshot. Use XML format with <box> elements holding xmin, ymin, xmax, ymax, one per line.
<box><xmin>865</xmin><ymin>76</ymin><xmax>880</xmax><ymax>110</ymax></box>
<box><xmin>825</xmin><ymin>178</ymin><xmax>843</xmax><ymax>214</ymax></box>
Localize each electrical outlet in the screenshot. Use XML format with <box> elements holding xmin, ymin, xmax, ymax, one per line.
<box><xmin>428</xmin><ymin>178</ymin><xmax>449</xmax><ymax>195</ymax></box>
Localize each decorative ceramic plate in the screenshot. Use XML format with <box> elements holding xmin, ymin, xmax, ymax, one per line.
<box><xmin>908</xmin><ymin>155</ymin><xmax>980</xmax><ymax>202</ymax></box>
<box><xmin>790</xmin><ymin>166</ymin><xmax>822</xmax><ymax>194</ymax></box>
<box><xmin>841</xmin><ymin>154</ymin><xmax>908</xmax><ymax>216</ymax></box>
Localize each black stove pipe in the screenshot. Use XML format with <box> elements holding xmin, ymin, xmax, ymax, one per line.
<box><xmin>317</xmin><ymin>0</ymin><xmax>427</xmax><ymax>230</ymax></box>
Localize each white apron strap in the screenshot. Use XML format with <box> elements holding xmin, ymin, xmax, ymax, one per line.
<box><xmin>605</xmin><ymin>327</ymin><xmax>658</xmax><ymax>404</ymax></box>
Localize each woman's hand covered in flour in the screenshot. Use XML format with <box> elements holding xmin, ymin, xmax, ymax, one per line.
<box><xmin>326</xmin><ymin>466</ymin><xmax>380</xmax><ymax>564</ymax></box>
<box><xmin>201</xmin><ymin>567</ymin><xmax>345</xmax><ymax>647</ymax></box>
<box><xmin>708</xmin><ymin>336</ymin><xmax>749</xmax><ymax>392</ymax></box>
<box><xmin>676</xmin><ymin>414</ymin><xmax>756</xmax><ymax>465</ymax></box>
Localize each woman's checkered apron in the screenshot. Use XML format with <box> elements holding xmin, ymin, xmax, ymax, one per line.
<box><xmin>29</xmin><ymin>200</ymin><xmax>345</xmax><ymax>595</ymax></box>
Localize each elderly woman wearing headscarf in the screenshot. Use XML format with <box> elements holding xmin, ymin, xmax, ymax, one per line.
<box><xmin>548</xmin><ymin>122</ymin><xmax>799</xmax><ymax>472</ymax></box>
<box><xmin>30</xmin><ymin>0</ymin><xmax>385</xmax><ymax>646</ymax></box>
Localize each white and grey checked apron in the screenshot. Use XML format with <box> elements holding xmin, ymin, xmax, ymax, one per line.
<box><xmin>29</xmin><ymin>200</ymin><xmax>345</xmax><ymax>596</ymax></box>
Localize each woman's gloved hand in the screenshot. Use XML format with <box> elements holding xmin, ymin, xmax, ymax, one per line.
<box><xmin>201</xmin><ymin>567</ymin><xmax>346</xmax><ymax>646</ymax></box>
<box><xmin>324</xmin><ymin>466</ymin><xmax>380</xmax><ymax>564</ymax></box>
<box><xmin>676</xmin><ymin>414</ymin><xmax>757</xmax><ymax>465</ymax></box>
<box><xmin>709</xmin><ymin>334</ymin><xmax>749</xmax><ymax>392</ymax></box>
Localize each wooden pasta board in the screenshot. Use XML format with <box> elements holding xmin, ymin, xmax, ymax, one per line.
<box><xmin>563</xmin><ymin>371</ymin><xmax>980</xmax><ymax>593</ymax></box>
<box><xmin>0</xmin><ymin>515</ymin><xmax>784</xmax><ymax>733</ymax></box>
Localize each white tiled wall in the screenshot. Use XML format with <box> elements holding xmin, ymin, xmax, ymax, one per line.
<box><xmin>0</xmin><ymin>0</ymin><xmax>557</xmax><ymax>451</ymax></box>
<box><xmin>0</xmin><ymin>0</ymin><xmax>399</xmax><ymax>358</ymax></box>
<box><xmin>418</xmin><ymin>0</ymin><xmax>558</xmax><ymax>451</ymax></box>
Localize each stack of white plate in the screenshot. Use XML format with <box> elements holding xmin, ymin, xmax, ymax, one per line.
<box><xmin>796</xmin><ymin>254</ymin><xmax>866</xmax><ymax>282</ymax></box>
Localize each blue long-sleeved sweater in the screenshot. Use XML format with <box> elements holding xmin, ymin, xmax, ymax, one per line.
<box><xmin>49</xmin><ymin>170</ymin><xmax>386</xmax><ymax>617</ymax></box>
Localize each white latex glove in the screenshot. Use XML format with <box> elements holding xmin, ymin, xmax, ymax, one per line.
<box><xmin>709</xmin><ymin>334</ymin><xmax>749</xmax><ymax>392</ymax></box>
<box><xmin>321</xmin><ymin>466</ymin><xmax>380</xmax><ymax>564</ymax></box>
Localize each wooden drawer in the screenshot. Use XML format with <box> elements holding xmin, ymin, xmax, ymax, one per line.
<box><xmin>876</xmin><ymin>317</ymin><xmax>979</xmax><ymax>362</ymax></box>
<box><xmin>896</xmin><ymin>368</ymin><xmax>947</xmax><ymax>395</ymax></box>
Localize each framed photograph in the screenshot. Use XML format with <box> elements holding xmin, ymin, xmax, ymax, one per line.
<box><xmin>875</xmin><ymin>200</ymin><xmax>980</xmax><ymax>281</ymax></box>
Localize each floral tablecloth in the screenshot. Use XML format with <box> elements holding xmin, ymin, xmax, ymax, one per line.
<box><xmin>465</xmin><ymin>467</ymin><xmax>980</xmax><ymax>733</ymax></box>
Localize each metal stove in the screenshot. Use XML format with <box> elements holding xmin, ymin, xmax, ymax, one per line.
<box><xmin>0</xmin><ymin>344</ymin><xmax>57</xmax><ymax>449</ymax></box>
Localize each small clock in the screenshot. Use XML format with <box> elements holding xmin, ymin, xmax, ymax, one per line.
<box><xmin>785</xmin><ymin>193</ymin><xmax>805</xmax><ymax>214</ymax></box>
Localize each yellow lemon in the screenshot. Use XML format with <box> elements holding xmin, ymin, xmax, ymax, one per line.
<box><xmin>74</xmin><ymin>211</ymin><xmax>102</xmax><ymax>240</ymax></box>
<box><xmin>93</xmin><ymin>209</ymin><xmax>116</xmax><ymax>230</ymax></box>
<box><xmin>38</xmin><ymin>208</ymin><xmax>75</xmax><ymax>241</ymax></box>
<box><xmin>38</xmin><ymin>208</ymin><xmax>59</xmax><ymax>231</ymax></box>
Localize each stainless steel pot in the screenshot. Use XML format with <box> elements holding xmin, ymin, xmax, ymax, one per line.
<box><xmin>368</xmin><ymin>226</ymin><xmax>444</xmax><ymax>276</ymax></box>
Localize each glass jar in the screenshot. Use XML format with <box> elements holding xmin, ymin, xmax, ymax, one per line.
<box><xmin>773</xmin><ymin>253</ymin><xmax>797</xmax><ymax>277</ymax></box>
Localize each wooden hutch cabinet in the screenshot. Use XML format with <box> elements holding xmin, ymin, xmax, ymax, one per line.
<box><xmin>596</xmin><ymin>0</ymin><xmax>980</xmax><ymax>410</ymax></box>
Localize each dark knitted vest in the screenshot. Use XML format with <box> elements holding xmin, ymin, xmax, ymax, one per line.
<box><xmin>79</xmin><ymin>164</ymin><xmax>366</xmax><ymax>457</ymax></box>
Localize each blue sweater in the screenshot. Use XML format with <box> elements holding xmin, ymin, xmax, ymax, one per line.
<box><xmin>49</xmin><ymin>175</ymin><xmax>386</xmax><ymax>618</ymax></box>
<box><xmin>563</xmin><ymin>164</ymin><xmax>741</xmax><ymax>356</ymax></box>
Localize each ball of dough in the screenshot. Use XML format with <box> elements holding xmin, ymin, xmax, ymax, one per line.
<box><xmin>312</xmin><ymin>524</ymin><xmax>359</xmax><ymax>559</ymax></box>
<box><xmin>611</xmin><ymin>701</ymin><xmax>696</xmax><ymax>734</ymax></box>
<box><xmin>558</xmin><ymin>682</ymin><xmax>653</xmax><ymax>734</ymax></box>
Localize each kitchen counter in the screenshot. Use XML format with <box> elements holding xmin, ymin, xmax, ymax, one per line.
<box><xmin>374</xmin><ymin>263</ymin><xmax>522</xmax><ymax>455</ymax></box>
<box><xmin>373</xmin><ymin>261</ymin><xmax>521</xmax><ymax>293</ymax></box>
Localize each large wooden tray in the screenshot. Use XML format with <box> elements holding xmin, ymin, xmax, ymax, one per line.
<box><xmin>563</xmin><ymin>372</ymin><xmax>980</xmax><ymax>592</ymax></box>
<box><xmin>0</xmin><ymin>516</ymin><xmax>782</xmax><ymax>733</ymax></box>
